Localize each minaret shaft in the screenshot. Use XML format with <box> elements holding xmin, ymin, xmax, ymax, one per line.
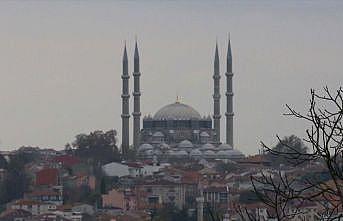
<box><xmin>121</xmin><ymin>46</ymin><xmax>130</xmax><ymax>156</ymax></box>
<box><xmin>132</xmin><ymin>42</ymin><xmax>141</xmax><ymax>150</ymax></box>
<box><xmin>213</xmin><ymin>44</ymin><xmax>221</xmax><ymax>143</ymax></box>
<box><xmin>225</xmin><ymin>39</ymin><xmax>234</xmax><ymax>147</ymax></box>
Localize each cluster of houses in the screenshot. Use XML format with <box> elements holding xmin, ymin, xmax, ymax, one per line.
<box><xmin>0</xmin><ymin>147</ymin><xmax>341</xmax><ymax>221</ymax></box>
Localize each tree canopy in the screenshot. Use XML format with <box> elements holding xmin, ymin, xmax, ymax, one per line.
<box><xmin>215</xmin><ymin>161</ymin><xmax>240</xmax><ymax>174</ymax></box>
<box><xmin>152</xmin><ymin>205</ymin><xmax>195</xmax><ymax>221</ymax></box>
<box><xmin>0</xmin><ymin>152</ymin><xmax>34</xmax><ymax>205</ymax></box>
<box><xmin>268</xmin><ymin>135</ymin><xmax>308</xmax><ymax>167</ymax></box>
<box><xmin>68</xmin><ymin>129</ymin><xmax>121</xmax><ymax>165</ymax></box>
<box><xmin>0</xmin><ymin>154</ymin><xmax>7</xmax><ymax>169</ymax></box>
<box><xmin>243</xmin><ymin>87</ymin><xmax>343</xmax><ymax>220</ymax></box>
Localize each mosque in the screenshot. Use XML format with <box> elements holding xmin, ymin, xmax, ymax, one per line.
<box><xmin>120</xmin><ymin>39</ymin><xmax>244</xmax><ymax>161</ymax></box>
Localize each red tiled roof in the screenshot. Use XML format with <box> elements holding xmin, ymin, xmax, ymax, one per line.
<box><xmin>53</xmin><ymin>155</ymin><xmax>80</xmax><ymax>167</ymax></box>
<box><xmin>181</xmin><ymin>171</ymin><xmax>200</xmax><ymax>184</ymax></box>
<box><xmin>238</xmin><ymin>154</ymin><xmax>271</xmax><ymax>164</ymax></box>
<box><xmin>56</xmin><ymin>204</ymin><xmax>73</xmax><ymax>212</ymax></box>
<box><xmin>13</xmin><ymin>199</ymin><xmax>42</xmax><ymax>206</ymax></box>
<box><xmin>36</xmin><ymin>168</ymin><xmax>59</xmax><ymax>186</ymax></box>
<box><xmin>137</xmin><ymin>179</ymin><xmax>178</xmax><ymax>186</ymax></box>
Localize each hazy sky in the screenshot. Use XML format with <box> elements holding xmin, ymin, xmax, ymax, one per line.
<box><xmin>0</xmin><ymin>1</ymin><xmax>342</xmax><ymax>154</ymax></box>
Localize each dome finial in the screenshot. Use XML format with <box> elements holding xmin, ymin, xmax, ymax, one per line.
<box><xmin>176</xmin><ymin>94</ymin><xmax>181</xmax><ymax>103</ymax></box>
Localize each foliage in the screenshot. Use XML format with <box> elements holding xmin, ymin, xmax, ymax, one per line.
<box><xmin>63</xmin><ymin>185</ymin><xmax>99</xmax><ymax>205</ymax></box>
<box><xmin>238</xmin><ymin>190</ymin><xmax>260</xmax><ymax>204</ymax></box>
<box><xmin>215</xmin><ymin>161</ymin><xmax>240</xmax><ymax>174</ymax></box>
<box><xmin>204</xmin><ymin>203</ymin><xmax>225</xmax><ymax>221</ymax></box>
<box><xmin>99</xmin><ymin>176</ymin><xmax>119</xmax><ymax>194</ymax></box>
<box><xmin>100</xmin><ymin>177</ymin><xmax>106</xmax><ymax>194</ymax></box>
<box><xmin>267</xmin><ymin>135</ymin><xmax>308</xmax><ymax>167</ymax></box>
<box><xmin>68</xmin><ymin>130</ymin><xmax>121</xmax><ymax>166</ymax></box>
<box><xmin>0</xmin><ymin>154</ymin><xmax>7</xmax><ymax>169</ymax></box>
<box><xmin>126</xmin><ymin>146</ymin><xmax>137</xmax><ymax>161</ymax></box>
<box><xmin>152</xmin><ymin>205</ymin><xmax>195</xmax><ymax>221</ymax></box>
<box><xmin>0</xmin><ymin>152</ymin><xmax>34</xmax><ymax>205</ymax></box>
<box><xmin>241</xmin><ymin>87</ymin><xmax>343</xmax><ymax>220</ymax></box>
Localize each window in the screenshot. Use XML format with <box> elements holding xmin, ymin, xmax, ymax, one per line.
<box><xmin>219</xmin><ymin>193</ymin><xmax>228</xmax><ymax>202</ymax></box>
<box><xmin>148</xmin><ymin>196</ymin><xmax>159</xmax><ymax>204</ymax></box>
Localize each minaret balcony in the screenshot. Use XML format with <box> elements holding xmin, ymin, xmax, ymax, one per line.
<box><xmin>225</xmin><ymin>112</ymin><xmax>234</xmax><ymax>116</ymax></box>
<box><xmin>225</xmin><ymin>72</ymin><xmax>234</xmax><ymax>76</ymax></box>
<box><xmin>212</xmin><ymin>94</ymin><xmax>221</xmax><ymax>99</ymax></box>
<box><xmin>121</xmin><ymin>94</ymin><xmax>130</xmax><ymax>98</ymax></box>
<box><xmin>133</xmin><ymin>72</ymin><xmax>141</xmax><ymax>77</ymax></box>
<box><xmin>132</xmin><ymin>112</ymin><xmax>141</xmax><ymax>117</ymax></box>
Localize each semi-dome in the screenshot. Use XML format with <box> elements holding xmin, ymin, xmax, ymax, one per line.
<box><xmin>216</xmin><ymin>150</ymin><xmax>231</xmax><ymax>158</ymax></box>
<box><xmin>153</xmin><ymin>149</ymin><xmax>163</xmax><ymax>156</ymax></box>
<box><xmin>176</xmin><ymin>150</ymin><xmax>188</xmax><ymax>156</ymax></box>
<box><xmin>153</xmin><ymin>102</ymin><xmax>201</xmax><ymax>120</ymax></box>
<box><xmin>159</xmin><ymin>142</ymin><xmax>170</xmax><ymax>150</ymax></box>
<box><xmin>152</xmin><ymin>131</ymin><xmax>164</xmax><ymax>137</ymax></box>
<box><xmin>200</xmin><ymin>143</ymin><xmax>215</xmax><ymax>151</ymax></box>
<box><xmin>138</xmin><ymin>143</ymin><xmax>154</xmax><ymax>152</ymax></box>
<box><xmin>190</xmin><ymin>149</ymin><xmax>202</xmax><ymax>156</ymax></box>
<box><xmin>200</xmin><ymin>131</ymin><xmax>210</xmax><ymax>137</ymax></box>
<box><xmin>218</xmin><ymin>143</ymin><xmax>233</xmax><ymax>150</ymax></box>
<box><xmin>203</xmin><ymin>150</ymin><xmax>215</xmax><ymax>157</ymax></box>
<box><xmin>144</xmin><ymin>149</ymin><xmax>154</xmax><ymax>156</ymax></box>
<box><xmin>169</xmin><ymin>150</ymin><xmax>188</xmax><ymax>157</ymax></box>
<box><xmin>178</xmin><ymin>140</ymin><xmax>194</xmax><ymax>148</ymax></box>
<box><xmin>216</xmin><ymin>149</ymin><xmax>244</xmax><ymax>159</ymax></box>
<box><xmin>166</xmin><ymin>150</ymin><xmax>175</xmax><ymax>155</ymax></box>
<box><xmin>227</xmin><ymin>149</ymin><xmax>245</xmax><ymax>157</ymax></box>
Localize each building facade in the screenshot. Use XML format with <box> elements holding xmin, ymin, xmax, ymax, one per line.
<box><xmin>121</xmin><ymin>39</ymin><xmax>243</xmax><ymax>161</ymax></box>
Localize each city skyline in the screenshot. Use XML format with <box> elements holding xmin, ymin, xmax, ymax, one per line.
<box><xmin>0</xmin><ymin>1</ymin><xmax>342</xmax><ymax>154</ymax></box>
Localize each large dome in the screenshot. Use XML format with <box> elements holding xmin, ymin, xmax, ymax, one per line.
<box><xmin>153</xmin><ymin>102</ymin><xmax>201</xmax><ymax>120</ymax></box>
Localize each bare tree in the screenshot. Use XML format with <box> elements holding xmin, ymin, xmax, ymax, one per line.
<box><xmin>239</xmin><ymin>87</ymin><xmax>343</xmax><ymax>221</ymax></box>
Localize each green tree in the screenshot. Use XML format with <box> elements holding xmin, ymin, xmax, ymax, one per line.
<box><xmin>0</xmin><ymin>154</ymin><xmax>7</xmax><ymax>169</ymax></box>
<box><xmin>153</xmin><ymin>205</ymin><xmax>193</xmax><ymax>221</ymax></box>
<box><xmin>215</xmin><ymin>161</ymin><xmax>240</xmax><ymax>174</ymax></box>
<box><xmin>241</xmin><ymin>87</ymin><xmax>343</xmax><ymax>220</ymax></box>
<box><xmin>70</xmin><ymin>129</ymin><xmax>121</xmax><ymax>166</ymax></box>
<box><xmin>63</xmin><ymin>185</ymin><xmax>98</xmax><ymax>205</ymax></box>
<box><xmin>268</xmin><ymin>135</ymin><xmax>308</xmax><ymax>167</ymax></box>
<box><xmin>64</xmin><ymin>143</ymin><xmax>73</xmax><ymax>155</ymax></box>
<box><xmin>0</xmin><ymin>152</ymin><xmax>33</xmax><ymax>205</ymax></box>
<box><xmin>126</xmin><ymin>145</ymin><xmax>137</xmax><ymax>161</ymax></box>
<box><xmin>100</xmin><ymin>177</ymin><xmax>106</xmax><ymax>194</ymax></box>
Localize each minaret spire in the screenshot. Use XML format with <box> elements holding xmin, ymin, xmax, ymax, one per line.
<box><xmin>121</xmin><ymin>43</ymin><xmax>130</xmax><ymax>157</ymax></box>
<box><xmin>225</xmin><ymin>35</ymin><xmax>234</xmax><ymax>147</ymax></box>
<box><xmin>227</xmin><ymin>34</ymin><xmax>232</xmax><ymax>73</ymax></box>
<box><xmin>132</xmin><ymin>39</ymin><xmax>142</xmax><ymax>150</ymax></box>
<box><xmin>213</xmin><ymin>42</ymin><xmax>221</xmax><ymax>143</ymax></box>
<box><xmin>134</xmin><ymin>40</ymin><xmax>139</xmax><ymax>72</ymax></box>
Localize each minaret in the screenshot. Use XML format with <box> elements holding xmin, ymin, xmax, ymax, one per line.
<box><xmin>121</xmin><ymin>44</ymin><xmax>130</xmax><ymax>157</ymax></box>
<box><xmin>132</xmin><ymin>40</ymin><xmax>141</xmax><ymax>150</ymax></box>
<box><xmin>213</xmin><ymin>43</ymin><xmax>221</xmax><ymax>143</ymax></box>
<box><xmin>225</xmin><ymin>36</ymin><xmax>234</xmax><ymax>147</ymax></box>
